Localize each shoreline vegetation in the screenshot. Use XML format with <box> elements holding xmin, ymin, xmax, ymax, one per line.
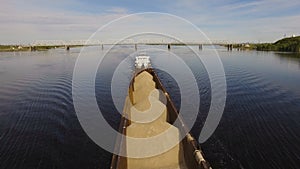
<box><xmin>0</xmin><ymin>36</ymin><xmax>299</xmax><ymax>53</ymax></box>
<box><xmin>236</xmin><ymin>36</ymin><xmax>300</xmax><ymax>53</ymax></box>
<box><xmin>0</xmin><ymin>45</ymin><xmax>59</xmax><ymax>52</ymax></box>
<box><xmin>0</xmin><ymin>45</ymin><xmax>83</xmax><ymax>52</ymax></box>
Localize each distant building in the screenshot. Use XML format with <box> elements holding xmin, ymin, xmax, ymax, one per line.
<box><xmin>292</xmin><ymin>34</ymin><xmax>296</xmax><ymax>37</ymax></box>
<box><xmin>244</xmin><ymin>44</ymin><xmax>250</xmax><ymax>48</ymax></box>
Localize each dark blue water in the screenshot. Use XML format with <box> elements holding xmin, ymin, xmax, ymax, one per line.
<box><xmin>0</xmin><ymin>46</ymin><xmax>299</xmax><ymax>169</ymax></box>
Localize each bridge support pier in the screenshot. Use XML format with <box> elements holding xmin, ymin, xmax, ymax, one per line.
<box><xmin>135</xmin><ymin>44</ymin><xmax>137</xmax><ymax>51</ymax></box>
<box><xmin>236</xmin><ymin>44</ymin><xmax>241</xmax><ymax>51</ymax></box>
<box><xmin>101</xmin><ymin>44</ymin><xmax>104</xmax><ymax>50</ymax></box>
<box><xmin>199</xmin><ymin>44</ymin><xmax>203</xmax><ymax>50</ymax></box>
<box><xmin>65</xmin><ymin>45</ymin><xmax>70</xmax><ymax>51</ymax></box>
<box><xmin>227</xmin><ymin>44</ymin><xmax>233</xmax><ymax>51</ymax></box>
<box><xmin>168</xmin><ymin>44</ymin><xmax>171</xmax><ymax>50</ymax></box>
<box><xmin>29</xmin><ymin>46</ymin><xmax>36</xmax><ymax>51</ymax></box>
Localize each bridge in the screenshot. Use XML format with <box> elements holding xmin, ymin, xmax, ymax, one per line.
<box><xmin>28</xmin><ymin>39</ymin><xmax>241</xmax><ymax>51</ymax></box>
<box><xmin>31</xmin><ymin>39</ymin><xmax>238</xmax><ymax>46</ymax></box>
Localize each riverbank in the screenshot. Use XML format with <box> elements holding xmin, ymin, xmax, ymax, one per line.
<box><xmin>0</xmin><ymin>45</ymin><xmax>83</xmax><ymax>52</ymax></box>
<box><xmin>1</xmin><ymin>36</ymin><xmax>299</xmax><ymax>53</ymax></box>
<box><xmin>0</xmin><ymin>45</ymin><xmax>57</xmax><ymax>52</ymax></box>
<box><xmin>233</xmin><ymin>36</ymin><xmax>300</xmax><ymax>53</ymax></box>
<box><xmin>255</xmin><ymin>36</ymin><xmax>300</xmax><ymax>52</ymax></box>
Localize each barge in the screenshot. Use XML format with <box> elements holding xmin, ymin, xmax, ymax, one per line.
<box><xmin>110</xmin><ymin>54</ymin><xmax>211</xmax><ymax>169</ymax></box>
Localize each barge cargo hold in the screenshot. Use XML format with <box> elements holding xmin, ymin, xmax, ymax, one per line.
<box><xmin>110</xmin><ymin>68</ymin><xmax>211</xmax><ymax>169</ymax></box>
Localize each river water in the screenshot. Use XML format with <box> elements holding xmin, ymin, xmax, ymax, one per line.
<box><xmin>0</xmin><ymin>46</ymin><xmax>299</xmax><ymax>169</ymax></box>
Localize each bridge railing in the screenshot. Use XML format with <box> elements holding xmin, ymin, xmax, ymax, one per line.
<box><xmin>30</xmin><ymin>39</ymin><xmax>237</xmax><ymax>46</ymax></box>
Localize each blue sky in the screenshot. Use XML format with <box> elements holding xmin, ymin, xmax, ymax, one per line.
<box><xmin>1</xmin><ymin>0</ymin><xmax>300</xmax><ymax>44</ymax></box>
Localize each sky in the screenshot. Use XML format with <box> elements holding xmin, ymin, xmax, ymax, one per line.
<box><xmin>0</xmin><ymin>0</ymin><xmax>300</xmax><ymax>44</ymax></box>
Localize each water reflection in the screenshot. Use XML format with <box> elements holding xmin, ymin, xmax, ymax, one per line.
<box><xmin>274</xmin><ymin>52</ymin><xmax>300</xmax><ymax>70</ymax></box>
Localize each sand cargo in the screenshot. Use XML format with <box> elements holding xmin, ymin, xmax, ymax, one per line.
<box><xmin>110</xmin><ymin>55</ymin><xmax>211</xmax><ymax>169</ymax></box>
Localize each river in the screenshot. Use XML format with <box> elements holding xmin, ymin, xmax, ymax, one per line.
<box><xmin>0</xmin><ymin>45</ymin><xmax>299</xmax><ymax>169</ymax></box>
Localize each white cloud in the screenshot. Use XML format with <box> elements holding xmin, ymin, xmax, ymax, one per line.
<box><xmin>106</xmin><ymin>7</ymin><xmax>129</xmax><ymax>14</ymax></box>
<box><xmin>164</xmin><ymin>0</ymin><xmax>300</xmax><ymax>42</ymax></box>
<box><xmin>0</xmin><ymin>1</ymin><xmax>129</xmax><ymax>44</ymax></box>
<box><xmin>0</xmin><ymin>0</ymin><xmax>299</xmax><ymax>44</ymax></box>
